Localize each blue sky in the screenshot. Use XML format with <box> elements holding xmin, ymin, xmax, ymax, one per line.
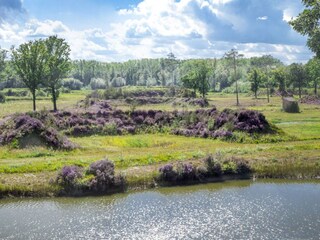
<box><xmin>0</xmin><ymin>0</ymin><xmax>312</xmax><ymax>63</ymax></box>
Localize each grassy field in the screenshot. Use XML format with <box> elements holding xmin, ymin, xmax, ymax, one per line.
<box><xmin>0</xmin><ymin>89</ymin><xmax>320</xmax><ymax>196</ymax></box>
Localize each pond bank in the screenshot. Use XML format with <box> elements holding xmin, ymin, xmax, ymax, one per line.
<box><xmin>1</xmin><ymin>166</ymin><xmax>319</xmax><ymax>199</ymax></box>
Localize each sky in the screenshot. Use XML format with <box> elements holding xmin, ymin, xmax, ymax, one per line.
<box><xmin>0</xmin><ymin>0</ymin><xmax>313</xmax><ymax>63</ymax></box>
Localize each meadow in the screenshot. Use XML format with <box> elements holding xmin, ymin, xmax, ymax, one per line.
<box><xmin>0</xmin><ymin>89</ymin><xmax>319</xmax><ymax>196</ymax></box>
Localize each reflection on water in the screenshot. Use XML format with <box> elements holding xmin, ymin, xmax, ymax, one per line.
<box><xmin>1</xmin><ymin>180</ymin><xmax>320</xmax><ymax>239</ymax></box>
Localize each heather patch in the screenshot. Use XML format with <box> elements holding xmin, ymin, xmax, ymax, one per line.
<box><xmin>172</xmin><ymin>98</ymin><xmax>209</xmax><ymax>107</ymax></box>
<box><xmin>56</xmin><ymin>159</ymin><xmax>126</xmax><ymax>196</ymax></box>
<box><xmin>300</xmin><ymin>95</ymin><xmax>320</xmax><ymax>105</ymax></box>
<box><xmin>0</xmin><ymin>114</ymin><xmax>75</xmax><ymax>150</ymax></box>
<box><xmin>158</xmin><ymin>155</ymin><xmax>252</xmax><ymax>184</ymax></box>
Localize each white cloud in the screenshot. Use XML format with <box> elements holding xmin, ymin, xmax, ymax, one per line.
<box><xmin>257</xmin><ymin>16</ymin><xmax>268</xmax><ymax>21</ymax></box>
<box><xmin>0</xmin><ymin>0</ymin><xmax>312</xmax><ymax>63</ymax></box>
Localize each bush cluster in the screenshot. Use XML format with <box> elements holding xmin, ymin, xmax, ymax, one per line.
<box><xmin>62</xmin><ymin>78</ymin><xmax>83</xmax><ymax>90</ymax></box>
<box><xmin>158</xmin><ymin>155</ymin><xmax>252</xmax><ymax>184</ymax></box>
<box><xmin>0</xmin><ymin>114</ymin><xmax>75</xmax><ymax>149</ymax></box>
<box><xmin>56</xmin><ymin>166</ymin><xmax>83</xmax><ymax>190</ymax></box>
<box><xmin>214</xmin><ymin>109</ymin><xmax>272</xmax><ymax>134</ymax></box>
<box><xmin>56</xmin><ymin>159</ymin><xmax>126</xmax><ymax>195</ymax></box>
<box><xmin>159</xmin><ymin>162</ymin><xmax>197</xmax><ymax>182</ymax></box>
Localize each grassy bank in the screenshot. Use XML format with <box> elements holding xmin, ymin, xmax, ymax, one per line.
<box><xmin>0</xmin><ymin>90</ymin><xmax>320</xmax><ymax>197</ymax></box>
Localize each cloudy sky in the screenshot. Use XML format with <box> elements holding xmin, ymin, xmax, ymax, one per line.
<box><xmin>0</xmin><ymin>0</ymin><xmax>312</xmax><ymax>63</ymax></box>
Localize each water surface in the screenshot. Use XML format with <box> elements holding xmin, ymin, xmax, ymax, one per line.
<box><xmin>1</xmin><ymin>180</ymin><xmax>320</xmax><ymax>239</ymax></box>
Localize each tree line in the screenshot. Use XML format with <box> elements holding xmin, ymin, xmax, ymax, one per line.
<box><xmin>0</xmin><ymin>0</ymin><xmax>320</xmax><ymax>110</ymax></box>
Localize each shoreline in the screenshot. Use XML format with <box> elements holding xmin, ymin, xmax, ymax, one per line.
<box><xmin>1</xmin><ymin>172</ymin><xmax>320</xmax><ymax>199</ymax></box>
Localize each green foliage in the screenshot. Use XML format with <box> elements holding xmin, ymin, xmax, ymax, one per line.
<box><xmin>90</xmin><ymin>78</ymin><xmax>107</xmax><ymax>90</ymax></box>
<box><xmin>221</xmin><ymin>81</ymin><xmax>250</xmax><ymax>94</ymax></box>
<box><xmin>289</xmin><ymin>1</ymin><xmax>320</xmax><ymax>57</ymax></box>
<box><xmin>287</xmin><ymin>63</ymin><xmax>307</xmax><ymax>98</ymax></box>
<box><xmin>224</xmin><ymin>49</ymin><xmax>244</xmax><ymax>105</ymax></box>
<box><xmin>306</xmin><ymin>57</ymin><xmax>320</xmax><ymax>95</ymax></box>
<box><xmin>11</xmin><ymin>39</ymin><xmax>48</xmax><ymax>111</ymax></box>
<box><xmin>247</xmin><ymin>68</ymin><xmax>263</xmax><ymax>98</ymax></box>
<box><xmin>0</xmin><ymin>47</ymin><xmax>7</xmax><ymax>82</ymax></box>
<box><xmin>44</xmin><ymin>35</ymin><xmax>71</xmax><ymax>111</ymax></box>
<box><xmin>272</xmin><ymin>67</ymin><xmax>287</xmax><ymax>93</ymax></box>
<box><xmin>181</xmin><ymin>59</ymin><xmax>211</xmax><ymax>98</ymax></box>
<box><xmin>62</xmin><ymin>78</ymin><xmax>83</xmax><ymax>90</ymax></box>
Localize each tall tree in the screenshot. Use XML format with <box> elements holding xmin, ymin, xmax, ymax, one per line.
<box><xmin>44</xmin><ymin>36</ymin><xmax>71</xmax><ymax>111</ymax></box>
<box><xmin>272</xmin><ymin>67</ymin><xmax>287</xmax><ymax>94</ymax></box>
<box><xmin>0</xmin><ymin>47</ymin><xmax>7</xmax><ymax>83</ymax></box>
<box><xmin>289</xmin><ymin>0</ymin><xmax>320</xmax><ymax>57</ymax></box>
<box><xmin>248</xmin><ymin>68</ymin><xmax>262</xmax><ymax>99</ymax></box>
<box><xmin>250</xmin><ymin>55</ymin><xmax>283</xmax><ymax>102</ymax></box>
<box><xmin>181</xmin><ymin>59</ymin><xmax>211</xmax><ymax>98</ymax></box>
<box><xmin>306</xmin><ymin>57</ymin><xmax>320</xmax><ymax>95</ymax></box>
<box><xmin>287</xmin><ymin>63</ymin><xmax>307</xmax><ymax>98</ymax></box>
<box><xmin>11</xmin><ymin>40</ymin><xmax>47</xmax><ymax>111</ymax></box>
<box><xmin>224</xmin><ymin>49</ymin><xmax>244</xmax><ymax>106</ymax></box>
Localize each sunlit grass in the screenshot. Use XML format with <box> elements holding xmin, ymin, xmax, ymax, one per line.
<box><xmin>0</xmin><ymin>89</ymin><xmax>320</xmax><ymax>195</ymax></box>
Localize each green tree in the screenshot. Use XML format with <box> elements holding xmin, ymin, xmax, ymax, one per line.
<box><xmin>272</xmin><ymin>67</ymin><xmax>287</xmax><ymax>94</ymax></box>
<box><xmin>181</xmin><ymin>60</ymin><xmax>211</xmax><ymax>98</ymax></box>
<box><xmin>11</xmin><ymin>39</ymin><xmax>48</xmax><ymax>111</ymax></box>
<box><xmin>0</xmin><ymin>47</ymin><xmax>7</xmax><ymax>83</ymax></box>
<box><xmin>44</xmin><ymin>36</ymin><xmax>71</xmax><ymax>111</ymax></box>
<box><xmin>248</xmin><ymin>68</ymin><xmax>262</xmax><ymax>99</ymax></box>
<box><xmin>306</xmin><ymin>57</ymin><xmax>320</xmax><ymax>95</ymax></box>
<box><xmin>287</xmin><ymin>63</ymin><xmax>307</xmax><ymax>98</ymax></box>
<box><xmin>289</xmin><ymin>0</ymin><xmax>320</xmax><ymax>57</ymax></box>
<box><xmin>250</xmin><ymin>55</ymin><xmax>283</xmax><ymax>101</ymax></box>
<box><xmin>224</xmin><ymin>49</ymin><xmax>244</xmax><ymax>106</ymax></box>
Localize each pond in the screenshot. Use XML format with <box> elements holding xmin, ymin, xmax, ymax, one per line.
<box><xmin>1</xmin><ymin>180</ymin><xmax>320</xmax><ymax>239</ymax></box>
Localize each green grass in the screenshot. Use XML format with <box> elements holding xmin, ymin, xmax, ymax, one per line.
<box><xmin>1</xmin><ymin>89</ymin><xmax>320</xmax><ymax>196</ymax></box>
<box><xmin>0</xmin><ymin>90</ymin><xmax>90</xmax><ymax>118</ymax></box>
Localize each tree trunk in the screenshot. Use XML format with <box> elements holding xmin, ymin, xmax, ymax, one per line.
<box><xmin>233</xmin><ymin>57</ymin><xmax>239</xmax><ymax>106</ymax></box>
<box><xmin>32</xmin><ymin>90</ymin><xmax>36</xmax><ymax>111</ymax></box>
<box><xmin>267</xmin><ymin>85</ymin><xmax>270</xmax><ymax>103</ymax></box>
<box><xmin>52</xmin><ymin>87</ymin><xmax>57</xmax><ymax>111</ymax></box>
<box><xmin>299</xmin><ymin>86</ymin><xmax>301</xmax><ymax>99</ymax></box>
<box><xmin>255</xmin><ymin>90</ymin><xmax>257</xmax><ymax>99</ymax></box>
<box><xmin>315</xmin><ymin>81</ymin><xmax>318</xmax><ymax>95</ymax></box>
<box><xmin>236</xmin><ymin>80</ymin><xmax>239</xmax><ymax>106</ymax></box>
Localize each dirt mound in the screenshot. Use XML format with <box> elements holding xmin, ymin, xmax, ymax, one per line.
<box><xmin>0</xmin><ymin>114</ymin><xmax>75</xmax><ymax>149</ymax></box>
<box><xmin>173</xmin><ymin>108</ymin><xmax>272</xmax><ymax>139</ymax></box>
<box><xmin>125</xmin><ymin>97</ymin><xmax>170</xmax><ymax>105</ymax></box>
<box><xmin>215</xmin><ymin>109</ymin><xmax>271</xmax><ymax>133</ymax></box>
<box><xmin>300</xmin><ymin>95</ymin><xmax>320</xmax><ymax>105</ymax></box>
<box><xmin>172</xmin><ymin>98</ymin><xmax>209</xmax><ymax>107</ymax></box>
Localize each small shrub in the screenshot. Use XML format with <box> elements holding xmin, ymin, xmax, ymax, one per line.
<box><xmin>62</xmin><ymin>78</ymin><xmax>83</xmax><ymax>90</ymax></box>
<box><xmin>235</xmin><ymin>160</ymin><xmax>252</xmax><ymax>175</ymax></box>
<box><xmin>196</xmin><ymin>165</ymin><xmax>208</xmax><ymax>179</ymax></box>
<box><xmin>56</xmin><ymin>166</ymin><xmax>83</xmax><ymax>188</ymax></box>
<box><xmin>90</xmin><ymin>78</ymin><xmax>107</xmax><ymax>90</ymax></box>
<box><xmin>222</xmin><ymin>161</ymin><xmax>237</xmax><ymax>175</ymax></box>
<box><xmin>204</xmin><ymin>155</ymin><xmax>222</xmax><ymax>177</ymax></box>
<box><xmin>159</xmin><ymin>164</ymin><xmax>177</xmax><ymax>182</ymax></box>
<box><xmin>234</xmin><ymin>110</ymin><xmax>270</xmax><ymax>133</ymax></box>
<box><xmin>176</xmin><ymin>162</ymin><xmax>196</xmax><ymax>181</ymax></box>
<box><xmin>88</xmin><ymin>159</ymin><xmax>116</xmax><ymax>192</ymax></box>
<box><xmin>212</xmin><ymin>129</ymin><xmax>233</xmax><ymax>139</ymax></box>
<box><xmin>103</xmin><ymin>122</ymin><xmax>118</xmax><ymax>135</ymax></box>
<box><xmin>104</xmin><ymin>87</ymin><xmax>123</xmax><ymax>99</ymax></box>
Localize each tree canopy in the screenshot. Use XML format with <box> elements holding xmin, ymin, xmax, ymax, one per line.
<box><xmin>44</xmin><ymin>36</ymin><xmax>71</xmax><ymax>111</ymax></box>
<box><xmin>11</xmin><ymin>39</ymin><xmax>48</xmax><ymax>111</ymax></box>
<box><xmin>289</xmin><ymin>0</ymin><xmax>320</xmax><ymax>57</ymax></box>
